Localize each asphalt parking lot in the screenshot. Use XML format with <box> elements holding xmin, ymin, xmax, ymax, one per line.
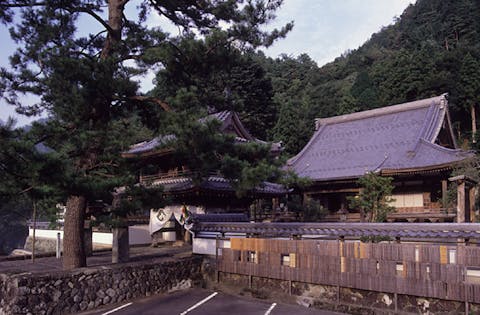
<box><xmin>82</xmin><ymin>288</ymin><xmax>345</xmax><ymax>315</ymax></box>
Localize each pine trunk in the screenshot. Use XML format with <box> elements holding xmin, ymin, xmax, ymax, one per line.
<box><xmin>63</xmin><ymin>195</ymin><xmax>87</xmax><ymax>269</ymax></box>
<box><xmin>112</xmin><ymin>224</ymin><xmax>129</xmax><ymax>263</ymax></box>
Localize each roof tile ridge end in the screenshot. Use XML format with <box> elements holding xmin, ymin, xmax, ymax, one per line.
<box><xmin>316</xmin><ymin>94</ymin><xmax>446</xmax><ymax>126</ymax></box>
<box><xmin>287</xmin><ymin>124</ymin><xmax>327</xmax><ymax>166</ymax></box>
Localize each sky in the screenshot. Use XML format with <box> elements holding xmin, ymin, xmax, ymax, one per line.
<box><xmin>0</xmin><ymin>0</ymin><xmax>414</xmax><ymax>127</ymax></box>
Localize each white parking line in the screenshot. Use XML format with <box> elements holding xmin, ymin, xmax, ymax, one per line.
<box><xmin>180</xmin><ymin>292</ymin><xmax>218</xmax><ymax>315</ymax></box>
<box><xmin>264</xmin><ymin>303</ymin><xmax>277</xmax><ymax>315</ymax></box>
<box><xmin>101</xmin><ymin>302</ymin><xmax>133</xmax><ymax>315</ymax></box>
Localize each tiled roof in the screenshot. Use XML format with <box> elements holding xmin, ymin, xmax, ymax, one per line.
<box><xmin>287</xmin><ymin>94</ymin><xmax>472</xmax><ymax>181</ymax></box>
<box><xmin>145</xmin><ymin>175</ymin><xmax>288</xmax><ymax>196</ymax></box>
<box><xmin>124</xmin><ymin>135</ymin><xmax>175</xmax><ymax>155</ymax></box>
<box><xmin>191</xmin><ymin>213</ymin><xmax>249</xmax><ymax>222</ymax></box>
<box><xmin>124</xmin><ymin>111</ymin><xmax>282</xmax><ymax>156</ymax></box>
<box><xmin>192</xmin><ymin>222</ymin><xmax>480</xmax><ymax>239</ymax></box>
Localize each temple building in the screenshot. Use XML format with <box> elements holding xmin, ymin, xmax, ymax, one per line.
<box><xmin>287</xmin><ymin>94</ymin><xmax>475</xmax><ymax>222</ymax></box>
<box><xmin>123</xmin><ymin>110</ymin><xmax>287</xmax><ymax>236</ymax></box>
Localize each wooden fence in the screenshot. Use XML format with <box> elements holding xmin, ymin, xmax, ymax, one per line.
<box><xmin>218</xmin><ymin>238</ymin><xmax>480</xmax><ymax>303</ymax></box>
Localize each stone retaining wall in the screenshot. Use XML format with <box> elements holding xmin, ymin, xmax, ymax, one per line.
<box><xmin>0</xmin><ymin>255</ymin><xmax>203</xmax><ymax>315</ymax></box>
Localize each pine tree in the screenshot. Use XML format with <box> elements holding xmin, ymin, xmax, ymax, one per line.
<box><xmin>0</xmin><ymin>1</ymin><xmax>292</xmax><ymax>269</ymax></box>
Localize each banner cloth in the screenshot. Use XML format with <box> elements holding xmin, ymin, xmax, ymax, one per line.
<box><xmin>149</xmin><ymin>205</ymin><xmax>203</xmax><ymax>234</ymax></box>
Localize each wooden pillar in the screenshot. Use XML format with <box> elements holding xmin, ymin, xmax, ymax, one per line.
<box><xmin>449</xmin><ymin>175</ymin><xmax>478</xmax><ymax>223</ymax></box>
<box><xmin>441</xmin><ymin>180</ymin><xmax>448</xmax><ymax>208</ymax></box>
<box><xmin>184</xmin><ymin>229</ymin><xmax>192</xmax><ymax>244</ymax></box>
<box><xmin>272</xmin><ymin>198</ymin><xmax>279</xmax><ymax>211</ymax></box>
<box><xmin>469</xmin><ymin>187</ymin><xmax>476</xmax><ymax>222</ymax></box>
<box><xmin>457</xmin><ymin>180</ymin><xmax>466</xmax><ymax>223</ymax></box>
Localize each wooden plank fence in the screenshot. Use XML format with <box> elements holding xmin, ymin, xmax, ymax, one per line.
<box><xmin>219</xmin><ymin>239</ymin><xmax>480</xmax><ymax>303</ymax></box>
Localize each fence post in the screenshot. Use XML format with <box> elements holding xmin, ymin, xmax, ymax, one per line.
<box><xmin>56</xmin><ymin>232</ymin><xmax>61</xmax><ymax>258</ymax></box>
<box><xmin>337</xmin><ymin>236</ymin><xmax>345</xmax><ymax>306</ymax></box>
<box><xmin>465</xmin><ymin>280</ymin><xmax>469</xmax><ymax>315</ymax></box>
<box><xmin>215</xmin><ymin>234</ymin><xmax>220</xmax><ymax>283</ymax></box>
<box><xmin>394</xmin><ymin>292</ymin><xmax>398</xmax><ymax>313</ymax></box>
<box><xmin>31</xmin><ymin>201</ymin><xmax>37</xmax><ymax>263</ymax></box>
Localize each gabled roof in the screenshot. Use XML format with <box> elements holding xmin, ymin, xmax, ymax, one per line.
<box><xmin>123</xmin><ymin>110</ymin><xmax>282</xmax><ymax>158</ymax></box>
<box><xmin>287</xmin><ymin>94</ymin><xmax>473</xmax><ymax>181</ymax></box>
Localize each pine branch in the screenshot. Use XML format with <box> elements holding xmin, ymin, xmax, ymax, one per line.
<box><xmin>0</xmin><ymin>2</ymin><xmax>47</xmax><ymax>8</ymax></box>
<box><xmin>64</xmin><ymin>6</ymin><xmax>115</xmax><ymax>35</ymax></box>
<box><xmin>127</xmin><ymin>95</ymin><xmax>172</xmax><ymax>112</ymax></box>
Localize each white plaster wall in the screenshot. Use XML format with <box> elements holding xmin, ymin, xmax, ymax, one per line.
<box><xmin>192</xmin><ymin>233</ymin><xmax>247</xmax><ymax>255</ymax></box>
<box><xmin>192</xmin><ymin>238</ymin><xmax>231</xmax><ymax>255</ymax></box>
<box><xmin>29</xmin><ymin>224</ymin><xmax>151</xmax><ymax>245</ymax></box>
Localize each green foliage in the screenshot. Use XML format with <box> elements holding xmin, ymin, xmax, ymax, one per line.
<box><xmin>271</xmin><ymin>100</ymin><xmax>312</xmax><ymax>155</ymax></box>
<box><xmin>150</xmin><ymin>31</ymin><xmax>277</xmax><ymax>139</ymax></box>
<box><xmin>446</xmin><ymin>155</ymin><xmax>480</xmax><ymax>210</ymax></box>
<box><xmin>0</xmin><ymin>119</ymin><xmax>63</xmax><ymax>219</ymax></box>
<box><xmin>255</xmin><ymin>0</ymin><xmax>480</xmax><ymax>154</ymax></box>
<box><xmin>286</xmin><ymin>195</ymin><xmax>326</xmax><ymax>222</ymax></box>
<box><xmin>163</xmin><ymin>113</ymin><xmax>285</xmax><ymax>197</ymax></box>
<box><xmin>348</xmin><ymin>172</ymin><xmax>395</xmax><ymax>222</ymax></box>
<box><xmin>0</xmin><ymin>0</ymin><xmax>292</xmax><ymax>216</ymax></box>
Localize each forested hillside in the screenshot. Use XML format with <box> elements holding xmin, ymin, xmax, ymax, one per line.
<box><xmin>263</xmin><ymin>0</ymin><xmax>480</xmax><ymax>155</ymax></box>
<box><xmin>146</xmin><ymin>0</ymin><xmax>480</xmax><ymax>156</ymax></box>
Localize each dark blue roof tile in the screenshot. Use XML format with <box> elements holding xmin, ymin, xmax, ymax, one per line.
<box><xmin>288</xmin><ymin>94</ymin><xmax>472</xmax><ymax>181</ymax></box>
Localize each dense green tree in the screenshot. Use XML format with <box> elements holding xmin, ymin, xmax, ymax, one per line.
<box><xmin>271</xmin><ymin>100</ymin><xmax>312</xmax><ymax>155</ymax></box>
<box><xmin>0</xmin><ymin>119</ymin><xmax>62</xmax><ymax>254</ymax></box>
<box><xmin>260</xmin><ymin>0</ymin><xmax>480</xmax><ymax>150</ymax></box>
<box><xmin>459</xmin><ymin>52</ymin><xmax>480</xmax><ymax>141</ymax></box>
<box><xmin>0</xmin><ymin>0</ymin><xmax>292</xmax><ymax>269</ymax></box>
<box><xmin>150</xmin><ymin>32</ymin><xmax>279</xmax><ymax>139</ymax></box>
<box><xmin>348</xmin><ymin>172</ymin><xmax>395</xmax><ymax>222</ymax></box>
<box><xmin>350</xmin><ymin>71</ymin><xmax>380</xmax><ymax>110</ymax></box>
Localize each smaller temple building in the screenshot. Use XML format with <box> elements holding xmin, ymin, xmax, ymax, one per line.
<box><xmin>123</xmin><ymin>111</ymin><xmax>287</xmax><ymax>236</ymax></box>
<box><xmin>287</xmin><ymin>94</ymin><xmax>474</xmax><ymax>222</ymax></box>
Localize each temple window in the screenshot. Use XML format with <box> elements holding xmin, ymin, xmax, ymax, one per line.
<box><xmin>389</xmin><ymin>193</ymin><xmax>424</xmax><ymax>208</ymax></box>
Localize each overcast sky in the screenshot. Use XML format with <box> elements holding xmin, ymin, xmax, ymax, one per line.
<box><xmin>0</xmin><ymin>0</ymin><xmax>414</xmax><ymax>126</ymax></box>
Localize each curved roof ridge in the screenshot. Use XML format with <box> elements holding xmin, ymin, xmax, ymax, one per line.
<box><xmin>417</xmin><ymin>138</ymin><xmax>472</xmax><ymax>155</ymax></box>
<box><xmin>409</xmin><ymin>102</ymin><xmax>444</xmax><ymax>153</ymax></box>
<box><xmin>287</xmin><ymin>124</ymin><xmax>327</xmax><ymax>166</ymax></box>
<box><xmin>230</xmin><ymin>111</ymin><xmax>255</xmax><ymax>140</ymax></box>
<box><xmin>420</xmin><ymin>97</ymin><xmax>447</xmax><ymax>143</ymax></box>
<box><xmin>316</xmin><ymin>93</ymin><xmax>447</xmax><ymax>127</ymax></box>
<box><xmin>416</xmin><ymin>103</ymin><xmax>440</xmax><ymax>141</ymax></box>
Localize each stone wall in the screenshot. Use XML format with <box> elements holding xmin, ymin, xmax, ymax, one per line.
<box><xmin>214</xmin><ymin>271</ymin><xmax>480</xmax><ymax>315</ymax></box>
<box><xmin>0</xmin><ymin>255</ymin><xmax>203</xmax><ymax>315</ymax></box>
<box><xmin>23</xmin><ymin>237</ymin><xmax>62</xmax><ymax>254</ymax></box>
